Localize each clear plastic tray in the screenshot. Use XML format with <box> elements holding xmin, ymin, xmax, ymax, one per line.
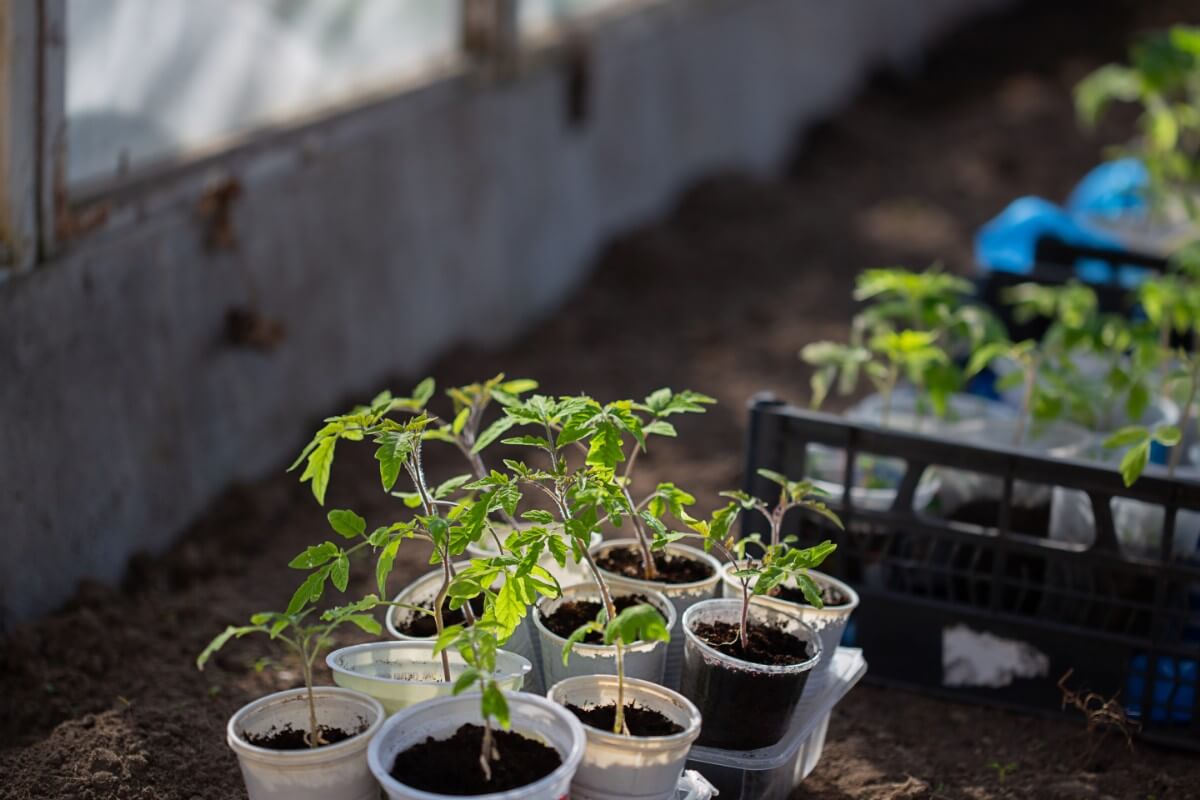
<box><xmin>684</xmin><ymin>647</ymin><xmax>868</xmax><ymax>800</ymax></box>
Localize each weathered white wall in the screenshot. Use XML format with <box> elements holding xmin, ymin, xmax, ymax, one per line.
<box><xmin>0</xmin><ymin>0</ymin><xmax>1011</xmax><ymax>627</ymax></box>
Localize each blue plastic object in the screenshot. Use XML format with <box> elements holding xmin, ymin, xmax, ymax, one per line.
<box><xmin>1126</xmin><ymin>653</ymin><xmax>1197</xmax><ymax>723</ymax></box>
<box><xmin>1067</xmin><ymin>159</ymin><xmax>1149</xmax><ymax>219</ymax></box>
<box><xmin>974</xmin><ymin>197</ymin><xmax>1125</xmax><ymax>276</ymax></box>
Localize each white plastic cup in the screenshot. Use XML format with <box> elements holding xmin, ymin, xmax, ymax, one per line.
<box><xmin>368</xmin><ymin>691</ymin><xmax>586</xmax><ymax>800</ymax></box>
<box><xmin>546</xmin><ymin>675</ymin><xmax>701</xmax><ymax>800</ymax></box>
<box><xmin>533</xmin><ymin>583</ymin><xmax>675</xmax><ymax>689</ymax></box>
<box><xmin>326</xmin><ymin>641</ymin><xmax>531</xmax><ymax>715</ymax></box>
<box><xmin>589</xmin><ymin>539</ymin><xmax>721</xmax><ymax>689</ymax></box>
<box><xmin>719</xmin><ymin>564</ymin><xmax>858</xmax><ymax>681</ymax></box>
<box><xmin>227</xmin><ymin>686</ymin><xmax>384</xmax><ymax>800</ymax></box>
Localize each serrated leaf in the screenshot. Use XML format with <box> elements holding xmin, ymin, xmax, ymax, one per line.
<box><xmin>452</xmin><ymin>667</ymin><xmax>481</xmax><ymax>695</ymax></box>
<box><xmin>300</xmin><ymin>435</ymin><xmax>338</xmax><ymax>505</ymax></box>
<box><xmin>374</xmin><ymin>431</ymin><xmax>413</xmax><ymax>492</ymax></box>
<box><xmin>604</xmin><ymin>603</ymin><xmax>670</xmax><ymax>647</ymax></box>
<box><xmin>345</xmin><ymin>614</ymin><xmax>381</xmax><ymax>635</ymax></box>
<box><xmin>501</xmin><ymin>435</ymin><xmax>551</xmax><ymax>448</ymax></box>
<box><xmin>586</xmin><ymin>421</ymin><xmax>625</xmax><ymax>470</ymax></box>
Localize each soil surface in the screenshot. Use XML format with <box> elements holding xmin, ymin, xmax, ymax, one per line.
<box><xmin>597</xmin><ymin>546</ymin><xmax>716</xmax><ymax>583</ymax></box>
<box><xmin>692</xmin><ymin>620</ymin><xmax>813</xmax><ymax>666</ymax></box>
<box><xmin>771</xmin><ymin>580</ymin><xmax>850</xmax><ymax>608</ymax></box>
<box><xmin>243</xmin><ymin>722</ymin><xmax>361</xmax><ymax>751</ymax></box>
<box><xmin>539</xmin><ymin>593</ymin><xmax>652</xmax><ymax>641</ymax></box>
<box><xmin>395</xmin><ymin>594</ymin><xmax>486</xmax><ymax>638</ymax></box>
<box><xmin>4</xmin><ymin>0</ymin><xmax>1200</xmax><ymax>798</ymax></box>
<box><xmin>565</xmin><ymin>702</ymin><xmax>685</xmax><ymax>736</ymax></box>
<box><xmin>388</xmin><ymin>724</ymin><xmax>561</xmax><ymax>795</ymax></box>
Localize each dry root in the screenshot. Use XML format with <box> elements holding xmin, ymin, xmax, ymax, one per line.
<box><xmin>1057</xmin><ymin>668</ymin><xmax>1140</xmax><ymax>760</ymax></box>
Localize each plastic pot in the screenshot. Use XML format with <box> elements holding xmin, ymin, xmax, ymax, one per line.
<box><xmin>678</xmin><ymin>599</ymin><xmax>821</xmax><ymax>750</ymax></box>
<box><xmin>368</xmin><ymin>691</ymin><xmax>586</xmax><ymax>800</ymax></box>
<box><xmin>718</xmin><ymin>565</ymin><xmax>857</xmax><ymax>682</ymax></box>
<box><xmin>937</xmin><ymin>416</ymin><xmax>1092</xmax><ymax>517</ymax></box>
<box><xmin>546</xmin><ymin>675</ymin><xmax>702</xmax><ymax>800</ymax></box>
<box><xmin>1049</xmin><ymin>458</ymin><xmax>1200</xmax><ymax>559</ymax></box>
<box><xmin>534</xmin><ymin>583</ymin><xmax>675</xmax><ymax>690</ymax></box>
<box><xmin>386</xmin><ymin>563</ymin><xmax>539</xmax><ymax>684</ymax></box>
<box><xmin>227</xmin><ymin>686</ymin><xmax>384</xmax><ymax>800</ymax></box>
<box><xmin>590</xmin><ymin>538</ymin><xmax>721</xmax><ymax>689</ymax></box>
<box><xmin>326</xmin><ymin>642</ymin><xmax>531</xmax><ymax>716</ymax></box>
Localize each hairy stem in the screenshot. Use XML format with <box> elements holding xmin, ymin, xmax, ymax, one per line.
<box><xmin>298</xmin><ymin>644</ymin><xmax>325</xmax><ymax>749</ymax></box>
<box><xmin>614</xmin><ymin>641</ymin><xmax>630</xmax><ymax>736</ymax></box>
<box><xmin>621</xmin><ymin>449</ymin><xmax>659</xmax><ymax>580</ymax></box>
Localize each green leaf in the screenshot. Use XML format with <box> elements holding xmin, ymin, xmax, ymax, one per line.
<box><xmin>197</xmin><ymin>624</ymin><xmax>265</xmax><ymax>670</ymax></box>
<box><xmin>498</xmin><ymin>379</ymin><xmax>538</xmax><ymax>395</ymax></box>
<box><xmin>561</xmin><ymin>621</ymin><xmax>604</xmax><ymax>665</ymax></box>
<box><xmin>344</xmin><ymin>614</ymin><xmax>382</xmax><ymax>636</ymax></box>
<box><xmin>374</xmin><ymin>431</ymin><xmax>414</xmax><ymax>492</ymax></box>
<box><xmin>471</xmin><ymin>417</ymin><xmax>516</xmax><ymax>454</ymax></box>
<box><xmin>452</xmin><ymin>667</ymin><xmax>481</xmax><ymax>695</ymax></box>
<box><xmin>331</xmin><ymin>554</ymin><xmax>350</xmax><ymax>592</ymax></box>
<box><xmin>289</xmin><ymin>541</ymin><xmax>339</xmax><ymax>570</ymax></box>
<box><xmin>481</xmin><ymin>682</ymin><xmax>510</xmax><ymax>729</ymax></box>
<box><xmin>287</xmin><ymin>567</ymin><xmax>330</xmax><ymax>615</ymax></box>
<box><xmin>300</xmin><ymin>435</ymin><xmax>337</xmax><ymax>505</ymax></box>
<box><xmin>1153</xmin><ymin>424</ymin><xmax>1182</xmax><ymax>446</ymax></box>
<box><xmin>1103</xmin><ymin>426</ymin><xmax>1150</xmax><ymax>449</ymax></box>
<box><xmin>586</xmin><ymin>421</ymin><xmax>626</xmax><ymax>470</ymax></box>
<box><xmin>501</xmin><ymin>435</ymin><xmax>551</xmax><ymax>449</ymax></box>
<box><xmin>376</xmin><ymin>539</ymin><xmax>401</xmax><ymax>596</ymax></box>
<box><xmin>546</xmin><ymin>534</ymin><xmax>569</xmax><ymax>568</ymax></box>
<box><xmin>451</xmin><ymin>408</ymin><xmax>470</xmax><ymax>435</ymax></box>
<box><xmin>643</xmin><ymin>420</ymin><xmax>677</xmax><ymax>438</ymax></box>
<box><xmin>521</xmin><ymin>509</ymin><xmax>556</xmax><ymax>524</ymax></box>
<box><xmin>604</xmin><ymin>603</ymin><xmax>670</xmax><ymax>647</ymax></box>
<box><xmin>327</xmin><ymin>509</ymin><xmax>366</xmax><ymax>539</ymax></box>
<box><xmin>493</xmin><ymin>580</ymin><xmax>526</xmax><ymax>637</ymax></box>
<box><xmin>412</xmin><ymin>378</ymin><xmax>435</xmax><ymax>408</ymax></box>
<box><xmin>756</xmin><ymin>468</ymin><xmax>788</xmax><ymax>488</ymax></box>
<box><xmin>1119</xmin><ymin>439</ymin><xmax>1151</xmax><ymax>488</ymax></box>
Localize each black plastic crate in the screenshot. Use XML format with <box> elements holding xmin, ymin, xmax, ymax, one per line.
<box><xmin>740</xmin><ymin>395</ymin><xmax>1200</xmax><ymax>750</ymax></box>
<box><xmin>974</xmin><ymin>236</ymin><xmax>1169</xmax><ymax>343</ymax></box>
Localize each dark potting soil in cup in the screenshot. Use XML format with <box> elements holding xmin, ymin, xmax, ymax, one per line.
<box><xmin>597</xmin><ymin>546</ymin><xmax>714</xmax><ymax>583</ymax></box>
<box><xmin>243</xmin><ymin>721</ymin><xmax>365</xmax><ymax>750</ymax></box>
<box><xmin>390</xmin><ymin>723</ymin><xmax>561</xmax><ymax>795</ymax></box>
<box><xmin>691</xmin><ymin>620</ymin><xmax>810</xmax><ymax>666</ymax></box>
<box><xmin>539</xmin><ymin>594</ymin><xmax>652</xmax><ymax>642</ymax></box>
<box><xmin>682</xmin><ymin>620</ymin><xmax>815</xmax><ymax>749</ymax></box>
<box><xmin>564</xmin><ymin>702</ymin><xmax>684</xmax><ymax>736</ymax></box>
<box><xmin>397</xmin><ymin>594</ymin><xmax>486</xmax><ymax>638</ymax></box>
<box><xmin>769</xmin><ymin>581</ymin><xmax>848</xmax><ymax>607</ymax></box>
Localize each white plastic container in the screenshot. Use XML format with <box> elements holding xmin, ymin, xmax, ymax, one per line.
<box><xmin>685</xmin><ymin>647</ymin><xmax>867</xmax><ymax>800</ymax></box>
<box><xmin>227</xmin><ymin>686</ymin><xmax>384</xmax><ymax>800</ymax></box>
<box><xmin>590</xmin><ymin>539</ymin><xmax>721</xmax><ymax>689</ymax></box>
<box><xmin>386</xmin><ymin>564</ymin><xmax>540</xmax><ymax>686</ymax></box>
<box><xmin>938</xmin><ymin>416</ymin><xmax>1092</xmax><ymax>516</ymax></box>
<box><xmin>719</xmin><ymin>565</ymin><xmax>858</xmax><ymax>681</ymax></box>
<box><xmin>534</xmin><ymin>582</ymin><xmax>675</xmax><ymax>689</ymax></box>
<box><xmin>547</xmin><ymin>675</ymin><xmax>702</xmax><ymax>800</ymax></box>
<box><xmin>368</xmin><ymin>691</ymin><xmax>586</xmax><ymax>800</ymax></box>
<box><xmin>326</xmin><ymin>642</ymin><xmax>531</xmax><ymax>715</ymax></box>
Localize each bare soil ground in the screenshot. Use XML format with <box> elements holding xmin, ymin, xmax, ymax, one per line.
<box><xmin>4</xmin><ymin>1</ymin><xmax>1200</xmax><ymax>798</ymax></box>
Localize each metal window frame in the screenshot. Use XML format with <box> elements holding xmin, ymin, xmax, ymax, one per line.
<box><xmin>1</xmin><ymin>0</ymin><xmax>531</xmax><ymax>272</ymax></box>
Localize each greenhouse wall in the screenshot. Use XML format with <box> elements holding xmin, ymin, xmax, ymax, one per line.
<box><xmin>0</xmin><ymin>0</ymin><xmax>1011</xmax><ymax>627</ymax></box>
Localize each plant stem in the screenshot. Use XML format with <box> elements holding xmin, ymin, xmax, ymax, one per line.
<box><xmin>621</xmin><ymin>449</ymin><xmax>659</xmax><ymax>580</ymax></box>
<box><xmin>297</xmin><ymin>642</ymin><xmax>325</xmax><ymax>749</ymax></box>
<box><xmin>739</xmin><ymin>578</ymin><xmax>751</xmax><ymax>652</ymax></box>
<box><xmin>1014</xmin><ymin>355</ymin><xmax>1039</xmax><ymax>448</ymax></box>
<box><xmin>1169</xmin><ymin>358</ymin><xmax>1199</xmax><ymax>478</ymax></box>
<box><xmin>613</xmin><ymin>641</ymin><xmax>630</xmax><ymax>736</ymax></box>
<box><xmin>433</xmin><ymin>557</ymin><xmax>453</xmax><ymax>682</ymax></box>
